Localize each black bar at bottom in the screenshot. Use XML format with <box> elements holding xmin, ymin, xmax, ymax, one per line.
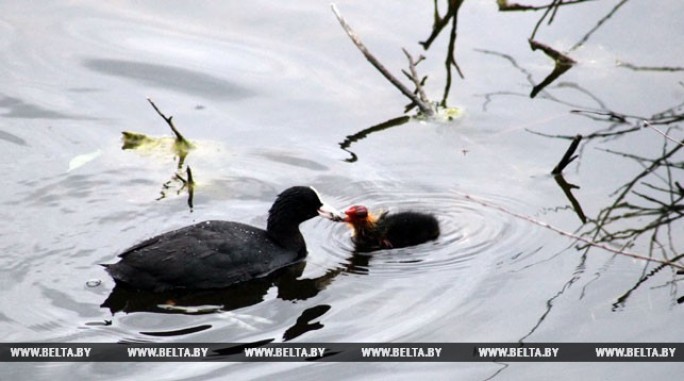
<box><xmin>1</xmin><ymin>343</ymin><xmax>682</xmax><ymax>362</ymax></box>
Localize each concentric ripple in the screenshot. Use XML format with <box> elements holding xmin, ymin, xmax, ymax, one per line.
<box><xmin>316</xmin><ymin>182</ymin><xmax>546</xmax><ymax>279</ymax></box>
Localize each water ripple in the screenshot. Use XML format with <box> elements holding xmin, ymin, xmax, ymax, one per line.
<box><xmin>316</xmin><ymin>182</ymin><xmax>544</xmax><ymax>280</ymax></box>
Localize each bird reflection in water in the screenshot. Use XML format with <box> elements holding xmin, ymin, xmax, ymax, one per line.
<box><xmin>101</xmin><ymin>262</ymin><xmax>337</xmax><ymax>315</ymax></box>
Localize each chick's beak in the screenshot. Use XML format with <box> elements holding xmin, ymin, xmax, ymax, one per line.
<box><xmin>318</xmin><ymin>202</ymin><xmax>346</xmax><ymax>222</ymax></box>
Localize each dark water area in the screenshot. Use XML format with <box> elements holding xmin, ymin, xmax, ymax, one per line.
<box><xmin>1</xmin><ymin>1</ymin><xmax>683</xmax><ymax>379</ymax></box>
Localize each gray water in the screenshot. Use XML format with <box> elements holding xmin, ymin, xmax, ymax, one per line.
<box><xmin>1</xmin><ymin>1</ymin><xmax>683</xmax><ymax>380</ymax></box>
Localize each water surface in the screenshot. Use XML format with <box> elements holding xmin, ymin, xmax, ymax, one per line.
<box><xmin>1</xmin><ymin>1</ymin><xmax>683</xmax><ymax>380</ymax></box>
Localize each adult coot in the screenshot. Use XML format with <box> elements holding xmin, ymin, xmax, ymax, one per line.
<box><xmin>103</xmin><ymin>186</ymin><xmax>344</xmax><ymax>291</ymax></box>
<box><xmin>343</xmin><ymin>205</ymin><xmax>440</xmax><ymax>252</ymax></box>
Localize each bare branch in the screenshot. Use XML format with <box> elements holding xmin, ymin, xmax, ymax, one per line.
<box><xmin>552</xmin><ymin>134</ymin><xmax>582</xmax><ymax>174</ymax></box>
<box><xmin>147</xmin><ymin>98</ymin><xmax>187</xmax><ymax>142</ymax></box>
<box><xmin>402</xmin><ymin>48</ymin><xmax>430</xmax><ymax>104</ymax></box>
<box><xmin>498</xmin><ymin>0</ymin><xmax>596</xmax><ymax>12</ymax></box>
<box><xmin>642</xmin><ymin>121</ymin><xmax>684</xmax><ymax>147</ymax></box>
<box><xmin>460</xmin><ymin>193</ymin><xmax>684</xmax><ymax>270</ymax></box>
<box><xmin>331</xmin><ymin>4</ymin><xmax>434</xmax><ymax>116</ymax></box>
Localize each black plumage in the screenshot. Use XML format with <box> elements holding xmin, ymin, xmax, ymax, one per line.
<box><xmin>103</xmin><ymin>186</ymin><xmax>341</xmax><ymax>291</ymax></box>
<box><xmin>344</xmin><ymin>205</ymin><xmax>440</xmax><ymax>252</ymax></box>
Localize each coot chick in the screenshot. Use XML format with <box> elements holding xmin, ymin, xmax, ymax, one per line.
<box><xmin>343</xmin><ymin>205</ymin><xmax>440</xmax><ymax>252</ymax></box>
<box><xmin>103</xmin><ymin>186</ymin><xmax>344</xmax><ymax>292</ymax></box>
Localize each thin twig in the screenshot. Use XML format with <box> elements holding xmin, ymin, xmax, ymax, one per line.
<box><xmin>331</xmin><ymin>4</ymin><xmax>434</xmax><ymax>116</ymax></box>
<box><xmin>339</xmin><ymin>115</ymin><xmax>411</xmax><ymax>162</ymax></box>
<box><xmin>529</xmin><ymin>39</ymin><xmax>576</xmax><ymax>65</ymax></box>
<box><xmin>459</xmin><ymin>193</ymin><xmax>684</xmax><ymax>270</ymax></box>
<box><xmin>441</xmin><ymin>2</ymin><xmax>465</xmax><ymax>106</ymax></box>
<box><xmin>418</xmin><ymin>0</ymin><xmax>467</xmax><ymax>107</ymax></box>
<box><xmin>569</xmin><ymin>0</ymin><xmax>630</xmax><ymax>52</ymax></box>
<box><xmin>618</xmin><ymin>62</ymin><xmax>684</xmax><ymax>72</ymax></box>
<box><xmin>642</xmin><ymin>121</ymin><xmax>684</xmax><ymax>147</ymax></box>
<box><xmin>185</xmin><ymin>166</ymin><xmax>194</xmax><ymax>211</ymax></box>
<box><xmin>552</xmin><ymin>134</ymin><xmax>582</xmax><ymax>174</ymax></box>
<box><xmin>401</xmin><ymin>48</ymin><xmax>430</xmax><ymax>104</ymax></box>
<box><xmin>498</xmin><ymin>0</ymin><xmax>596</xmax><ymax>12</ymax></box>
<box><xmin>147</xmin><ymin>98</ymin><xmax>187</xmax><ymax>142</ymax></box>
<box><xmin>554</xmin><ymin>174</ymin><xmax>587</xmax><ymax>223</ymax></box>
<box><xmin>529</xmin><ymin>0</ymin><xmax>562</xmax><ymax>40</ymax></box>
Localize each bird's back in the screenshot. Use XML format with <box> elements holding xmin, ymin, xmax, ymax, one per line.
<box><xmin>381</xmin><ymin>212</ymin><xmax>440</xmax><ymax>248</ymax></box>
<box><xmin>104</xmin><ymin>220</ymin><xmax>303</xmax><ymax>291</ymax></box>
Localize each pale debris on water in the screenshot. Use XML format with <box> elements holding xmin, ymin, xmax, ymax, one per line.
<box><xmin>157</xmin><ymin>304</ymin><xmax>223</xmax><ymax>314</ymax></box>
<box><xmin>67</xmin><ymin>149</ymin><xmax>102</xmax><ymax>172</ymax></box>
<box><xmin>85</xmin><ymin>279</ymin><xmax>102</xmax><ymax>287</ymax></box>
<box><xmin>440</xmin><ymin>106</ymin><xmax>464</xmax><ymax>121</ymax></box>
<box><xmin>218</xmin><ymin>311</ymin><xmax>275</xmax><ymax>331</ymax></box>
<box><xmin>414</xmin><ymin>106</ymin><xmax>464</xmax><ymax>124</ymax></box>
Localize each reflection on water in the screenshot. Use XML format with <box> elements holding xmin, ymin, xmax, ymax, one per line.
<box><xmin>524</xmin><ymin>66</ymin><xmax>684</xmax><ymax>311</ymax></box>
<box><xmin>338</xmin><ymin>116</ymin><xmax>410</xmax><ymax>162</ymax></box>
<box><xmin>1</xmin><ymin>0</ymin><xmax>683</xmax><ymax>380</ymax></box>
<box><xmin>100</xmin><ymin>262</ymin><xmax>334</xmax><ymax>315</ymax></box>
<box><xmin>0</xmin><ymin>94</ymin><xmax>82</xmax><ymax>119</ymax></box>
<box><xmin>282</xmin><ymin>304</ymin><xmax>331</xmax><ymax>341</ymax></box>
<box><xmin>420</xmin><ymin>0</ymin><xmax>465</xmax><ymax>106</ymax></box>
<box><xmin>321</xmin><ymin>183</ymin><xmax>545</xmax><ymax>282</ymax></box>
<box><xmin>83</xmin><ymin>59</ymin><xmax>254</xmax><ymax>100</ymax></box>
